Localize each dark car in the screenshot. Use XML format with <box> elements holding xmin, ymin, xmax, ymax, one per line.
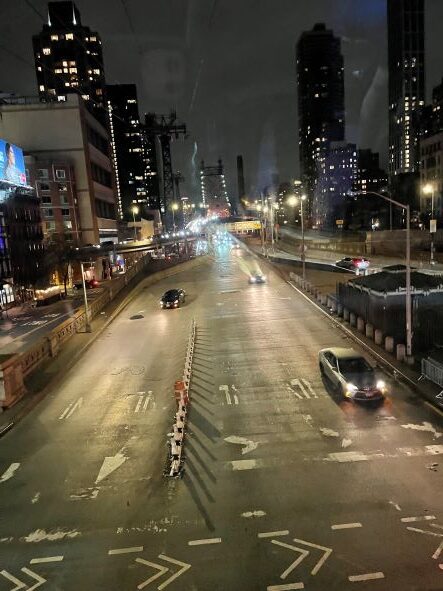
<box><xmin>249</xmin><ymin>273</ymin><xmax>266</xmax><ymax>284</ymax></box>
<box><xmin>160</xmin><ymin>288</ymin><xmax>186</xmax><ymax>309</ymax></box>
<box><xmin>74</xmin><ymin>278</ymin><xmax>99</xmax><ymax>290</ymax></box>
<box><xmin>335</xmin><ymin>257</ymin><xmax>370</xmax><ymax>272</ymax></box>
<box><xmin>318</xmin><ymin>347</ymin><xmax>386</xmax><ymax>402</ymax></box>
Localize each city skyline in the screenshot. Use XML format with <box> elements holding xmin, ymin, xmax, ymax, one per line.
<box><xmin>2</xmin><ymin>0</ymin><xmax>443</xmax><ymax>199</ymax></box>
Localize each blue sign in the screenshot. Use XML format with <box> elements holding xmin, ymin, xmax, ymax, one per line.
<box><xmin>0</xmin><ymin>139</ymin><xmax>27</xmax><ymax>186</ymax></box>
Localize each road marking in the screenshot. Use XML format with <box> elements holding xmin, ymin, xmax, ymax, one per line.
<box><xmin>0</xmin><ymin>463</ymin><xmax>20</xmax><ymax>483</ymax></box>
<box><xmin>188</xmin><ymin>538</ymin><xmax>221</xmax><ymax>546</ymax></box>
<box><xmin>432</xmin><ymin>524</ymin><xmax>443</xmax><ymax>530</ymax></box>
<box><xmin>401</xmin><ymin>515</ymin><xmax>436</xmax><ymax>523</ymax></box>
<box><xmin>292</xmin><ymin>538</ymin><xmax>332</xmax><ymax>575</ymax></box>
<box><xmin>290</xmin><ymin>379</ymin><xmax>318</xmax><ymax>399</ymax></box>
<box><xmin>157</xmin><ymin>555</ymin><xmax>191</xmax><ymax>590</ymax></box>
<box><xmin>258</xmin><ymin>531</ymin><xmax>289</xmax><ymax>538</ymax></box>
<box><xmin>348</xmin><ymin>572</ymin><xmax>385</xmax><ymax>582</ymax></box>
<box><xmin>136</xmin><ymin>558</ymin><xmax>168</xmax><ymax>589</ymax></box>
<box><xmin>331</xmin><ymin>523</ymin><xmax>362</xmax><ymax>530</ymax></box>
<box><xmin>401</xmin><ymin>422</ymin><xmax>442</xmax><ymax>438</ymax></box>
<box><xmin>224</xmin><ymin>435</ymin><xmax>258</xmax><ymax>455</ymax></box>
<box><xmin>407</xmin><ymin>527</ymin><xmax>443</xmax><ymax>538</ymax></box>
<box><xmin>30</xmin><ymin>556</ymin><xmax>64</xmax><ymax>564</ymax></box>
<box><xmin>267</xmin><ymin>584</ymin><xmax>304</xmax><ymax>591</ymax></box>
<box><xmin>272</xmin><ymin>540</ymin><xmax>309</xmax><ymax>579</ymax></box>
<box><xmin>327</xmin><ymin>445</ymin><xmax>443</xmax><ymax>463</ymax></box>
<box><xmin>95</xmin><ymin>451</ymin><xmax>127</xmax><ymax>484</ymax></box>
<box><xmin>1</xmin><ymin>567</ymin><xmax>46</xmax><ymax>590</ymax></box>
<box><xmin>242</xmin><ymin>510</ymin><xmax>266</xmax><ymax>518</ymax></box>
<box><xmin>135</xmin><ymin>392</ymin><xmax>154</xmax><ymax>413</ymax></box>
<box><xmin>59</xmin><ymin>397</ymin><xmax>83</xmax><ymax>420</ymax></box>
<box><xmin>31</xmin><ymin>492</ymin><xmax>40</xmax><ymax>504</ymax></box>
<box><xmin>231</xmin><ymin>459</ymin><xmax>262</xmax><ymax>470</ymax></box>
<box><xmin>219</xmin><ymin>384</ymin><xmax>239</xmax><ymax>405</ymax></box>
<box><xmin>108</xmin><ymin>546</ymin><xmax>143</xmax><ymax>555</ymax></box>
<box><xmin>433</xmin><ymin>540</ymin><xmax>443</xmax><ymax>560</ymax></box>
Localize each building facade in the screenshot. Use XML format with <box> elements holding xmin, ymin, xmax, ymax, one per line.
<box><xmin>296</xmin><ymin>23</ymin><xmax>345</xmax><ymax>211</ymax></box>
<box><xmin>314</xmin><ymin>142</ymin><xmax>357</xmax><ymax>228</ymax></box>
<box><xmin>420</xmin><ymin>132</ymin><xmax>443</xmax><ymax>220</ymax></box>
<box><xmin>387</xmin><ymin>0</ymin><xmax>425</xmax><ymax>176</ymax></box>
<box><xmin>25</xmin><ymin>156</ymin><xmax>80</xmax><ymax>244</ymax></box>
<box><xmin>33</xmin><ymin>1</ymin><xmax>105</xmax><ymax>121</ymax></box>
<box><xmin>0</xmin><ymin>94</ymin><xmax>117</xmax><ymax>244</ymax></box>
<box><xmin>200</xmin><ymin>159</ymin><xmax>231</xmax><ymax>218</ymax></box>
<box><xmin>106</xmin><ymin>84</ymin><xmax>147</xmax><ymax>221</ymax></box>
<box><xmin>354</xmin><ymin>149</ymin><xmax>388</xmax><ymax>195</ymax></box>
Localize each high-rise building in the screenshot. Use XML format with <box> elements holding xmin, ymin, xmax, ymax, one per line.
<box><xmin>354</xmin><ymin>149</ymin><xmax>388</xmax><ymax>195</ymax></box>
<box><xmin>200</xmin><ymin>159</ymin><xmax>231</xmax><ymax>218</ymax></box>
<box><xmin>296</xmin><ymin>23</ymin><xmax>345</xmax><ymax>210</ymax></box>
<box><xmin>32</xmin><ymin>1</ymin><xmax>106</xmax><ymax>120</ymax></box>
<box><xmin>315</xmin><ymin>142</ymin><xmax>357</xmax><ymax>228</ymax></box>
<box><xmin>106</xmin><ymin>84</ymin><xmax>148</xmax><ymax>221</ymax></box>
<box><xmin>387</xmin><ymin>0</ymin><xmax>425</xmax><ymax>176</ymax></box>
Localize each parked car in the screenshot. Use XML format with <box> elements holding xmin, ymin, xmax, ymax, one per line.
<box><xmin>335</xmin><ymin>257</ymin><xmax>370</xmax><ymax>272</ymax></box>
<box><xmin>318</xmin><ymin>347</ymin><xmax>386</xmax><ymax>402</ymax></box>
<box><xmin>249</xmin><ymin>273</ymin><xmax>266</xmax><ymax>284</ymax></box>
<box><xmin>160</xmin><ymin>288</ymin><xmax>186</xmax><ymax>309</ymax></box>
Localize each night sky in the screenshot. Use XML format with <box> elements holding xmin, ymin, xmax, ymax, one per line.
<box><xmin>1</xmin><ymin>0</ymin><xmax>443</xmax><ymax>202</ymax></box>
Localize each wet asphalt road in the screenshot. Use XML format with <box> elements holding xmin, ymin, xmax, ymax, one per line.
<box><xmin>0</xmin><ymin>244</ymin><xmax>442</xmax><ymax>591</ymax></box>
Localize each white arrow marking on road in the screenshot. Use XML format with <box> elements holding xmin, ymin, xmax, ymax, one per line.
<box><xmin>271</xmin><ymin>540</ymin><xmax>309</xmax><ymax>579</ymax></box>
<box><xmin>0</xmin><ymin>567</ymin><xmax>46</xmax><ymax>591</ymax></box>
<box><xmin>136</xmin><ymin>558</ymin><xmax>168</xmax><ymax>590</ymax></box>
<box><xmin>136</xmin><ymin>555</ymin><xmax>191</xmax><ymax>590</ymax></box>
<box><xmin>59</xmin><ymin>398</ymin><xmax>83</xmax><ymax>420</ymax></box>
<box><xmin>292</xmin><ymin>538</ymin><xmax>333</xmax><ymax>575</ymax></box>
<box><xmin>0</xmin><ymin>463</ymin><xmax>20</xmax><ymax>483</ymax></box>
<box><xmin>157</xmin><ymin>555</ymin><xmax>191</xmax><ymax>590</ymax></box>
<box><xmin>95</xmin><ymin>452</ymin><xmax>127</xmax><ymax>484</ymax></box>
<box><xmin>224</xmin><ymin>435</ymin><xmax>258</xmax><ymax>455</ymax></box>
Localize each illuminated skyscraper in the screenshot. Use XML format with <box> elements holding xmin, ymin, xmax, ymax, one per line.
<box><xmin>32</xmin><ymin>1</ymin><xmax>105</xmax><ymax>120</ymax></box>
<box><xmin>296</xmin><ymin>24</ymin><xmax>345</xmax><ymax>211</ymax></box>
<box><xmin>388</xmin><ymin>0</ymin><xmax>425</xmax><ymax>176</ymax></box>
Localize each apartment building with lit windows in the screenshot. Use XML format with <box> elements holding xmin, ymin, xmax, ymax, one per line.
<box><xmin>32</xmin><ymin>1</ymin><xmax>106</xmax><ymax>121</ymax></box>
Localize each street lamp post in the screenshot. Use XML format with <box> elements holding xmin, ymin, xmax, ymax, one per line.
<box><xmin>368</xmin><ymin>191</ymin><xmax>412</xmax><ymax>358</ymax></box>
<box><xmin>80</xmin><ymin>261</ymin><xmax>91</xmax><ymax>333</ymax></box>
<box><xmin>171</xmin><ymin>202</ymin><xmax>179</xmax><ymax>232</ymax></box>
<box><xmin>422</xmin><ymin>183</ymin><xmax>436</xmax><ymax>265</ymax></box>
<box><xmin>131</xmin><ymin>205</ymin><xmax>139</xmax><ymax>241</ymax></box>
<box><xmin>287</xmin><ymin>194</ymin><xmax>307</xmax><ymax>280</ymax></box>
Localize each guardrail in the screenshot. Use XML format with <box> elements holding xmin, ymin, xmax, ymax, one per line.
<box><xmin>421</xmin><ymin>357</ymin><xmax>443</xmax><ymax>389</ymax></box>
<box><xmin>165</xmin><ymin>319</ymin><xmax>196</xmax><ymax>478</ymax></box>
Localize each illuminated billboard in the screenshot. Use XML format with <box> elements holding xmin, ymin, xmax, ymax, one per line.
<box><xmin>0</xmin><ymin>140</ymin><xmax>27</xmax><ymax>187</ymax></box>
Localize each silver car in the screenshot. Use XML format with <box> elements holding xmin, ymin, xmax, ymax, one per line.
<box><xmin>318</xmin><ymin>347</ymin><xmax>386</xmax><ymax>401</ymax></box>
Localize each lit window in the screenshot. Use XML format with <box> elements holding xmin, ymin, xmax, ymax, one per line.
<box><xmin>37</xmin><ymin>66</ymin><xmax>42</xmax><ymax>71</ymax></box>
<box><xmin>39</xmin><ymin>85</ymin><xmax>45</xmax><ymax>92</ymax></box>
<box><xmin>57</xmin><ymin>95</ymin><xmax>66</xmax><ymax>102</ymax></box>
<box><xmin>54</xmin><ymin>68</ymin><xmax>62</xmax><ymax>74</ymax></box>
<box><xmin>69</xmin><ymin>67</ymin><xmax>77</xmax><ymax>73</ymax></box>
<box><xmin>43</xmin><ymin>47</ymin><xmax>51</xmax><ymax>55</ymax></box>
<box><xmin>50</xmin><ymin>34</ymin><xmax>59</xmax><ymax>41</ymax></box>
<box><xmin>82</xmin><ymin>94</ymin><xmax>90</xmax><ymax>100</ymax></box>
<box><xmin>90</xmin><ymin>36</ymin><xmax>97</xmax><ymax>42</ymax></box>
<box><xmin>96</xmin><ymin>88</ymin><xmax>102</xmax><ymax>95</ymax></box>
<box><xmin>65</xmin><ymin>82</ymin><xmax>70</xmax><ymax>87</ymax></box>
<box><xmin>65</xmin><ymin>33</ymin><xmax>74</xmax><ymax>40</ymax></box>
<box><xmin>93</xmin><ymin>68</ymin><xmax>100</xmax><ymax>75</ymax></box>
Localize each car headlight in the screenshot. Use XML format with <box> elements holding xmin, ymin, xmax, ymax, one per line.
<box><xmin>346</xmin><ymin>383</ymin><xmax>358</xmax><ymax>392</ymax></box>
<box><xmin>250</xmin><ymin>277</ymin><xmax>255</xmax><ymax>283</ymax></box>
<box><xmin>174</xmin><ymin>300</ymin><xmax>179</xmax><ymax>304</ymax></box>
<box><xmin>376</xmin><ymin>380</ymin><xmax>386</xmax><ymax>390</ymax></box>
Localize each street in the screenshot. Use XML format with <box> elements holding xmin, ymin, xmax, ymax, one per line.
<box><xmin>0</xmin><ymin>244</ymin><xmax>442</xmax><ymax>591</ymax></box>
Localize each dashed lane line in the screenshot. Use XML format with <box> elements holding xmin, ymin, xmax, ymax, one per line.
<box><xmin>29</xmin><ymin>556</ymin><xmax>64</xmax><ymax>564</ymax></box>
<box><xmin>188</xmin><ymin>538</ymin><xmax>222</xmax><ymax>546</ymax></box>
<box><xmin>401</xmin><ymin>515</ymin><xmax>436</xmax><ymax>523</ymax></box>
<box><xmin>108</xmin><ymin>546</ymin><xmax>144</xmax><ymax>555</ymax></box>
<box><xmin>267</xmin><ymin>583</ymin><xmax>304</xmax><ymax>590</ymax></box>
<box><xmin>258</xmin><ymin>531</ymin><xmax>289</xmax><ymax>538</ymax></box>
<box><xmin>331</xmin><ymin>523</ymin><xmax>362</xmax><ymax>530</ymax></box>
<box><xmin>348</xmin><ymin>572</ymin><xmax>385</xmax><ymax>582</ymax></box>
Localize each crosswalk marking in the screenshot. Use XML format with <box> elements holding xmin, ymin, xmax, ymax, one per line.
<box><xmin>290</xmin><ymin>379</ymin><xmax>318</xmax><ymax>399</ymax></box>
<box><xmin>135</xmin><ymin>391</ymin><xmax>154</xmax><ymax>413</ymax></box>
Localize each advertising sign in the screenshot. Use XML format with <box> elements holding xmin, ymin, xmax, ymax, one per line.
<box><xmin>0</xmin><ymin>139</ymin><xmax>27</xmax><ymax>186</ymax></box>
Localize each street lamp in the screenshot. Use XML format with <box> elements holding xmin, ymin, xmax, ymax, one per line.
<box><xmin>367</xmin><ymin>191</ymin><xmax>412</xmax><ymax>358</ymax></box>
<box><xmin>287</xmin><ymin>194</ymin><xmax>307</xmax><ymax>280</ymax></box>
<box><xmin>422</xmin><ymin>183</ymin><xmax>436</xmax><ymax>265</ymax></box>
<box><xmin>131</xmin><ymin>205</ymin><xmax>139</xmax><ymax>241</ymax></box>
<box><xmin>80</xmin><ymin>261</ymin><xmax>92</xmax><ymax>333</ymax></box>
